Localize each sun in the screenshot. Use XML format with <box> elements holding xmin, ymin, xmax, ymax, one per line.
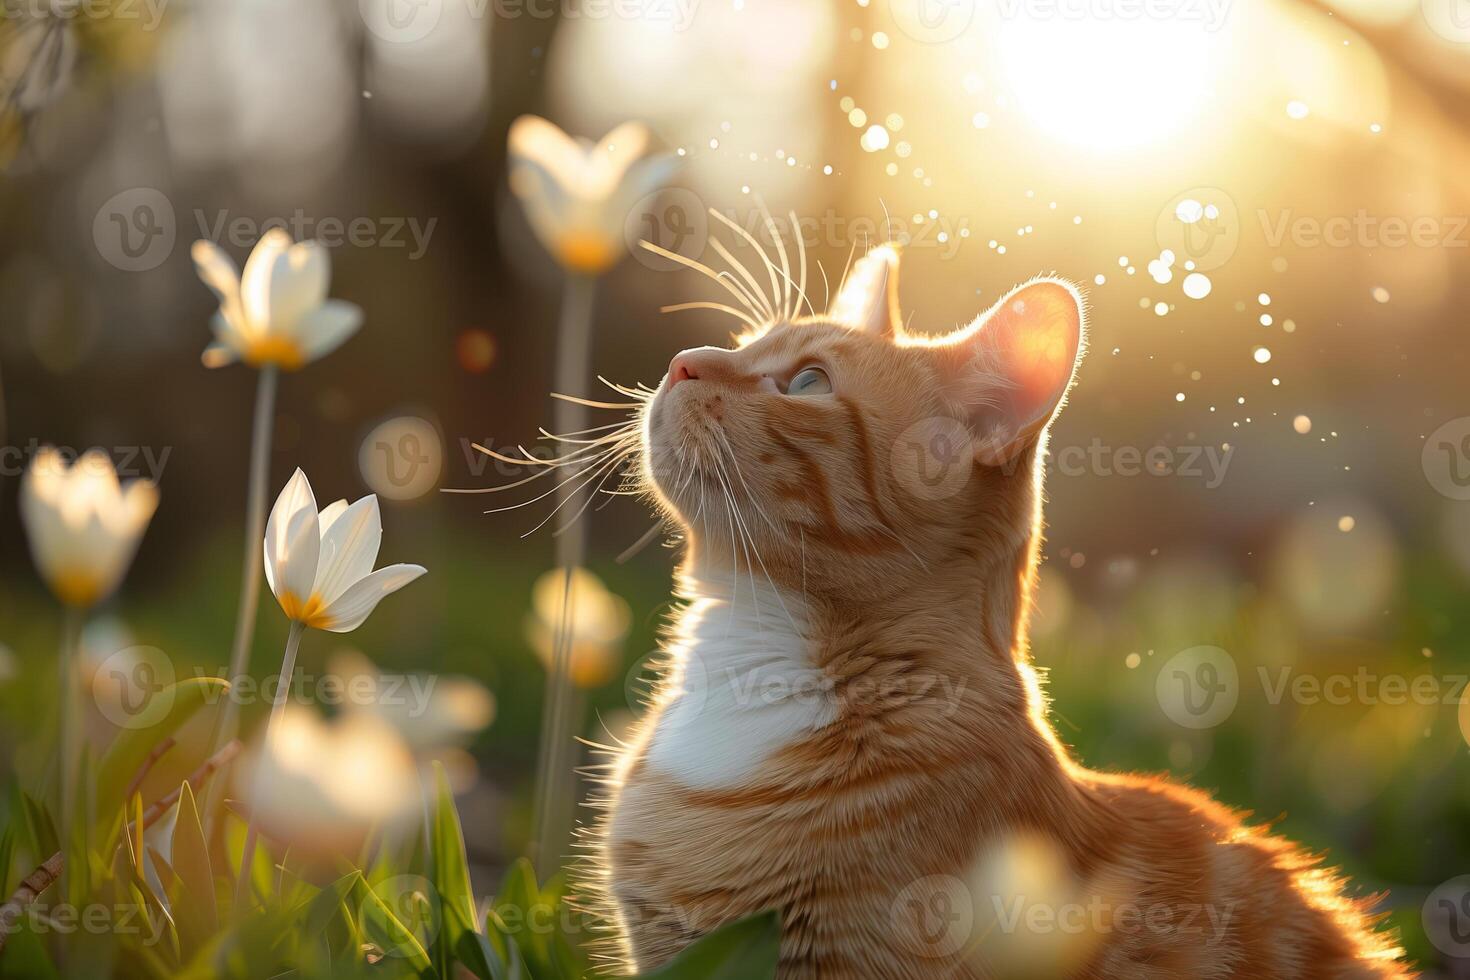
<box><xmin>997</xmin><ymin>14</ymin><xmax>1228</xmax><ymax>153</ymax></box>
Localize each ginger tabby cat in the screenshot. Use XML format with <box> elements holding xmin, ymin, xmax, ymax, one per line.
<box><xmin>586</xmin><ymin>239</ymin><xmax>1408</xmax><ymax>979</ymax></box>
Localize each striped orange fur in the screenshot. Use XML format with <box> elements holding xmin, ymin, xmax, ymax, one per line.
<box><xmin>583</xmin><ymin>242</ymin><xmax>1410</xmax><ymax>978</ymax></box>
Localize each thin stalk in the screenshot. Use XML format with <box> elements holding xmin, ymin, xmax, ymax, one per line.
<box><xmin>234</xmin><ymin>619</ymin><xmax>303</xmax><ymax>906</ymax></box>
<box><xmin>213</xmin><ymin>365</ymin><xmax>279</xmax><ymax>752</ymax></box>
<box><xmin>531</xmin><ymin>272</ymin><xmax>596</xmax><ymax>877</ymax></box>
<box><xmin>56</xmin><ymin>604</ymin><xmax>82</xmax><ymax>908</ymax></box>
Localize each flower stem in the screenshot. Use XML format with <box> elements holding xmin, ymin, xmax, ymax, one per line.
<box><xmin>531</xmin><ymin>272</ymin><xmax>596</xmax><ymax>878</ymax></box>
<box><xmin>234</xmin><ymin>619</ymin><xmax>303</xmax><ymax>907</ymax></box>
<box><xmin>206</xmin><ymin>366</ymin><xmax>278</xmax><ymax>839</ymax></box>
<box><xmin>214</xmin><ymin>365</ymin><xmax>279</xmax><ymax>753</ymax></box>
<box><xmin>56</xmin><ymin>604</ymin><xmax>82</xmax><ymax>906</ymax></box>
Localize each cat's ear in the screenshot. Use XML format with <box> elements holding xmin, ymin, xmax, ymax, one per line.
<box><xmin>941</xmin><ymin>278</ymin><xmax>1085</xmax><ymax>466</ymax></box>
<box><xmin>829</xmin><ymin>244</ymin><xmax>901</xmax><ymax>337</ymax></box>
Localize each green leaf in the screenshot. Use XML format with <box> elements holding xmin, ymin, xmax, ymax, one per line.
<box><xmin>170</xmin><ymin>781</ymin><xmax>217</xmax><ymax>926</ymax></box>
<box><xmin>427</xmin><ymin>761</ymin><xmax>477</xmax><ymax>978</ymax></box>
<box><xmin>0</xmin><ymin>825</ymin><xmax>14</xmax><ymax>896</ymax></box>
<box><xmin>94</xmin><ymin>678</ymin><xmax>231</xmax><ymax>823</ymax></box>
<box><xmin>349</xmin><ymin>873</ymin><xmax>436</xmax><ymax>977</ymax></box>
<box><xmin>455</xmin><ymin>930</ymin><xmax>507</xmax><ymax>980</ymax></box>
<box><xmin>20</xmin><ymin>792</ymin><xmax>57</xmax><ymax>861</ymax></box>
<box><xmin>0</xmin><ymin>917</ymin><xmax>60</xmax><ymax>980</ymax></box>
<box><xmin>634</xmin><ymin>911</ymin><xmax>781</xmax><ymax>980</ymax></box>
<box><xmin>492</xmin><ymin>858</ymin><xmax>549</xmax><ymax>975</ymax></box>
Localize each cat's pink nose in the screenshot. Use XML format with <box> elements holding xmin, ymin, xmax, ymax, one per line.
<box><xmin>668</xmin><ymin>355</ymin><xmax>699</xmax><ymax>387</ymax></box>
<box><xmin>667</xmin><ymin>347</ymin><xmax>731</xmax><ymax>388</ymax></box>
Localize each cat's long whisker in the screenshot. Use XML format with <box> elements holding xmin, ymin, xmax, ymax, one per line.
<box><xmin>640</xmin><ymin>241</ymin><xmax>769</xmax><ymax>321</ymax></box>
<box><xmin>714</xmin><ymin>427</ymin><xmax>779</xmax><ymax>535</ymax></box>
<box><xmin>441</xmin><ymin>438</ymin><xmax>628</xmax><ymax>495</ymax></box>
<box><xmin>538</xmin><ymin>425</ymin><xmax>639</xmax><ymax>447</ymax></box>
<box><xmin>818</xmin><ymin>260</ymin><xmax>832</xmax><ymax>313</ymax></box>
<box><xmin>707</xmin><ymin>237</ymin><xmax>776</xmax><ymax>321</ymax></box>
<box><xmin>551</xmin><ymin>391</ymin><xmax>643</xmax><ymax>410</ymax></box>
<box><xmin>708</xmin><ymin>461</ymin><xmax>750</xmax><ymax>636</ymax></box>
<box><xmin>524</xmin><ymin>443</ymin><xmax>638</xmax><ymax>538</ymax></box>
<box><xmin>713</xmin><ymin>433</ymin><xmax>796</xmax><ymax>630</ymax></box>
<box><xmin>539</xmin><ymin>419</ymin><xmax>640</xmax><ymax>439</ymax></box>
<box><xmin>597</xmin><ymin>376</ymin><xmax>654</xmax><ymax>400</ymax></box>
<box><xmin>659</xmin><ymin>302</ymin><xmax>760</xmax><ymax>330</ymax></box>
<box><xmin>789</xmin><ymin>210</ymin><xmax>810</xmax><ymax>318</ymax></box>
<box><xmin>707</xmin><ymin>208</ymin><xmax>783</xmax><ymax>321</ymax></box>
<box><xmin>549</xmin><ymin>446</ymin><xmax>640</xmax><ymax>538</ymax></box>
<box><xmin>615</xmin><ymin>521</ymin><xmax>666</xmax><ymax>564</ymax></box>
<box><xmin>479</xmin><ymin>441</ymin><xmax>633</xmax><ymax>514</ymax></box>
<box><xmin>755</xmin><ymin>200</ymin><xmax>793</xmax><ymax>321</ymax></box>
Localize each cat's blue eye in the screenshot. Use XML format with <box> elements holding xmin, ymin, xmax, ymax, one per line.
<box><xmin>787</xmin><ymin>367</ymin><xmax>832</xmax><ymax>396</ymax></box>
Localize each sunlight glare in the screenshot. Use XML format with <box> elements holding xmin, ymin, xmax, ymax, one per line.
<box><xmin>998</xmin><ymin>16</ymin><xmax>1225</xmax><ymax>152</ymax></box>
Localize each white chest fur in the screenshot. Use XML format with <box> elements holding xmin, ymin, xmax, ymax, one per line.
<box><xmin>642</xmin><ymin>578</ymin><xmax>837</xmax><ymax>790</ymax></box>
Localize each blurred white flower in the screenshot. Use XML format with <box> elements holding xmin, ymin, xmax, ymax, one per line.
<box><xmin>264</xmin><ymin>469</ymin><xmax>426</xmax><ymax>632</ymax></box>
<box><xmin>20</xmin><ymin>448</ymin><xmax>159</xmax><ymax>608</ymax></box>
<box><xmin>508</xmin><ymin>115</ymin><xmax>676</xmax><ymax>275</ymax></box>
<box><xmin>191</xmin><ymin>228</ymin><xmax>362</xmax><ymax>370</ymax></box>
<box><xmin>327</xmin><ymin>648</ymin><xmax>495</xmax><ymax>751</ymax></box>
<box><xmin>525</xmin><ymin>567</ymin><xmax>631</xmax><ymax>688</ymax></box>
<box><xmin>240</xmin><ymin>706</ymin><xmax>419</xmax><ymax>855</ymax></box>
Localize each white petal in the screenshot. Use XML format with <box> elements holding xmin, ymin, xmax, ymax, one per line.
<box><xmin>263</xmin><ymin>469</ymin><xmax>320</xmax><ymax>605</ymax></box>
<box><xmin>589</xmin><ymin>120</ymin><xmax>651</xmax><ymax>198</ymax></box>
<box><xmin>191</xmin><ymin>239</ymin><xmax>243</xmax><ymax>313</ymax></box>
<box><xmin>201</xmin><ymin>341</ymin><xmax>239</xmax><ymax>369</ymax></box>
<box><xmin>267</xmin><ymin>240</ymin><xmax>330</xmax><ymax>337</ymax></box>
<box><xmin>241</xmin><ymin>230</ymin><xmax>316</xmax><ymax>333</ymax></box>
<box><xmin>317</xmin><ymin>564</ymin><xmax>426</xmax><ymax>633</ymax></box>
<box><xmin>318</xmin><ymin>500</ymin><xmax>350</xmax><ymax>535</ymax></box>
<box><xmin>312</xmin><ymin>495</ymin><xmax>382</xmax><ymax>607</ymax></box>
<box><xmin>295</xmin><ymin>300</ymin><xmax>361</xmax><ymax>364</ymax></box>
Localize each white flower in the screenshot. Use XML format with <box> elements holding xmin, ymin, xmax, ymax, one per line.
<box><xmin>264</xmin><ymin>469</ymin><xmax>425</xmax><ymax>632</ymax></box>
<box><xmin>239</xmin><ymin>706</ymin><xmax>420</xmax><ymax>856</ymax></box>
<box><xmin>525</xmin><ymin>567</ymin><xmax>630</xmax><ymax>688</ymax></box>
<box><xmin>20</xmin><ymin>448</ymin><xmax>159</xmax><ymax>608</ymax></box>
<box><xmin>191</xmin><ymin>228</ymin><xmax>363</xmax><ymax>370</ymax></box>
<box><xmin>508</xmin><ymin>115</ymin><xmax>677</xmax><ymax>275</ymax></box>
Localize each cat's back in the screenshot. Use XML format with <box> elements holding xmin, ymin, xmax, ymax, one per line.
<box><xmin>1068</xmin><ymin>770</ymin><xmax>1412</xmax><ymax>979</ymax></box>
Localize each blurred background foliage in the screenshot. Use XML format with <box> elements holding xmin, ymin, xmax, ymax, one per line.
<box><xmin>2</xmin><ymin>0</ymin><xmax>1469</xmax><ymax>973</ymax></box>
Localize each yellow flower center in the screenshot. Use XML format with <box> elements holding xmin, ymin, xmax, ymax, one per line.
<box><xmin>278</xmin><ymin>591</ymin><xmax>334</xmax><ymax>630</ymax></box>
<box><xmin>556</xmin><ymin>233</ymin><xmax>619</xmax><ymax>275</ymax></box>
<box><xmin>51</xmin><ymin>570</ymin><xmax>101</xmax><ymax>608</ymax></box>
<box><xmin>245</xmin><ymin>336</ymin><xmax>306</xmax><ymax>371</ymax></box>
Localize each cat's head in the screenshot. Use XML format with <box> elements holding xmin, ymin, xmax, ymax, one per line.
<box><xmin>641</xmin><ymin>244</ymin><xmax>1085</xmax><ymax>597</ymax></box>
